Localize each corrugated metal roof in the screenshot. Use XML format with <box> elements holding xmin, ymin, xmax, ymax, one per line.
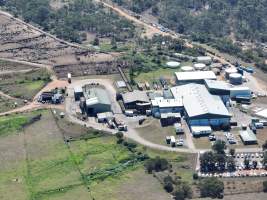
<box><xmin>239</xmin><ymin>130</ymin><xmax>257</xmax><ymax>142</ymax></box>
<box><xmin>85</xmin><ymin>88</ymin><xmax>111</xmax><ymax>106</ymax></box>
<box><xmin>171</xmin><ymin>84</ymin><xmax>231</xmax><ymax>118</ymax></box>
<box><xmin>122</xmin><ymin>90</ymin><xmax>149</xmax><ymax>104</ymax></box>
<box><xmin>205</xmin><ymin>79</ymin><xmax>230</xmax><ymax>91</ymax></box>
<box><xmin>74</xmin><ymin>86</ymin><xmax>83</xmax><ymax>93</ymax></box>
<box><xmin>175</xmin><ymin>71</ymin><xmax>216</xmax><ymax>81</ymax></box>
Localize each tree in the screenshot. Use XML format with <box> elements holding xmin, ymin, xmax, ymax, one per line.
<box><xmin>229</xmin><ymin>148</ymin><xmax>235</xmax><ymax>156</ymax></box>
<box><xmin>244</xmin><ymin>157</ymin><xmax>250</xmax><ymax>169</ymax></box>
<box><xmin>111</xmin><ymin>37</ymin><xmax>117</xmax><ymax>49</ymax></box>
<box><xmin>174</xmin><ymin>182</ymin><xmax>192</xmax><ymax>200</ymax></box>
<box><xmin>163</xmin><ymin>181</ymin><xmax>174</xmax><ymax>193</ymax></box>
<box><xmin>227</xmin><ymin>157</ymin><xmax>236</xmax><ymax>172</ymax></box>
<box><xmin>115</xmin><ymin>132</ymin><xmax>124</xmax><ymax>140</ymax></box>
<box><xmin>93</xmin><ymin>37</ymin><xmax>100</xmax><ymax>46</ymax></box>
<box><xmin>199</xmin><ymin>177</ymin><xmax>224</xmax><ymax>198</ymax></box>
<box><xmin>144</xmin><ymin>157</ymin><xmax>169</xmax><ymax>173</ymax></box>
<box><xmin>212</xmin><ymin>140</ymin><xmax>226</xmax><ymax>154</ymax></box>
<box><xmin>115</xmin><ymin>132</ymin><xmax>124</xmax><ymax>144</ymax></box>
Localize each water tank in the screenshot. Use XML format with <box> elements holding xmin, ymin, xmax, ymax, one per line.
<box><xmin>225</xmin><ymin>67</ymin><xmax>238</xmax><ymax>79</ymax></box>
<box><xmin>181</xmin><ymin>66</ymin><xmax>194</xmax><ymax>72</ymax></box>
<box><xmin>229</xmin><ymin>73</ymin><xmax>242</xmax><ymax>85</ymax></box>
<box><xmin>166</xmin><ymin>61</ymin><xmax>180</xmax><ymax>68</ymax></box>
<box><xmin>194</xmin><ymin>63</ymin><xmax>206</xmax><ymax>71</ymax></box>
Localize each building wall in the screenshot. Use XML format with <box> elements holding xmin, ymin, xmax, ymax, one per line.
<box><xmin>74</xmin><ymin>92</ymin><xmax>83</xmax><ymax>101</ymax></box>
<box><xmin>152</xmin><ymin>107</ymin><xmax>182</xmax><ymax>117</ymax></box>
<box><xmin>86</xmin><ymin>104</ymin><xmax>111</xmax><ymax>116</ymax></box>
<box><xmin>188</xmin><ymin>118</ymin><xmax>230</xmax><ymax>127</ymax></box>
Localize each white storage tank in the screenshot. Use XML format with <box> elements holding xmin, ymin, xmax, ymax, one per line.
<box><xmin>166</xmin><ymin>61</ymin><xmax>180</xmax><ymax>68</ymax></box>
<box><xmin>225</xmin><ymin>67</ymin><xmax>238</xmax><ymax>79</ymax></box>
<box><xmin>197</xmin><ymin>56</ymin><xmax>212</xmax><ymax>64</ymax></box>
<box><xmin>229</xmin><ymin>73</ymin><xmax>242</xmax><ymax>85</ymax></box>
<box><xmin>181</xmin><ymin>66</ymin><xmax>194</xmax><ymax>72</ymax></box>
<box><xmin>194</xmin><ymin>63</ymin><xmax>206</xmax><ymax>71</ymax></box>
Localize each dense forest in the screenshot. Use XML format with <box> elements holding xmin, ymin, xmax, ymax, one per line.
<box><xmin>1</xmin><ymin>0</ymin><xmax>136</xmax><ymax>43</ymax></box>
<box><xmin>112</xmin><ymin>0</ymin><xmax>267</xmax><ymax>43</ymax></box>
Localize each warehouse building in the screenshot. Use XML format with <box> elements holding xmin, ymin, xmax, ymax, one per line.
<box><xmin>230</xmin><ymin>87</ymin><xmax>251</xmax><ymax>103</ymax></box>
<box><xmin>175</xmin><ymin>71</ymin><xmax>216</xmax><ymax>84</ymax></box>
<box><xmin>121</xmin><ymin>90</ymin><xmax>150</xmax><ymax>114</ymax></box>
<box><xmin>204</xmin><ymin>79</ymin><xmax>231</xmax><ymax>104</ymax></box>
<box><xmin>151</xmin><ymin>97</ymin><xmax>183</xmax><ymax>118</ymax></box>
<box><xmin>171</xmin><ymin>84</ymin><xmax>231</xmax><ymax>128</ymax></box>
<box><xmin>84</xmin><ymin>87</ymin><xmax>111</xmax><ymax>116</ymax></box>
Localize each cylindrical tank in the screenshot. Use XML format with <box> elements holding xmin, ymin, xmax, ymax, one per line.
<box><xmin>225</xmin><ymin>67</ymin><xmax>238</xmax><ymax>79</ymax></box>
<box><xmin>194</xmin><ymin>63</ymin><xmax>206</xmax><ymax>71</ymax></box>
<box><xmin>229</xmin><ymin>73</ymin><xmax>242</xmax><ymax>85</ymax></box>
<box><xmin>166</xmin><ymin>61</ymin><xmax>180</xmax><ymax>68</ymax></box>
<box><xmin>181</xmin><ymin>66</ymin><xmax>194</xmax><ymax>72</ymax></box>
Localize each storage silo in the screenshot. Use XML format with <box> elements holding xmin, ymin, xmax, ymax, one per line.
<box><xmin>181</xmin><ymin>66</ymin><xmax>194</xmax><ymax>72</ymax></box>
<box><xmin>194</xmin><ymin>63</ymin><xmax>206</xmax><ymax>71</ymax></box>
<box><xmin>229</xmin><ymin>73</ymin><xmax>242</xmax><ymax>85</ymax></box>
<box><xmin>225</xmin><ymin>67</ymin><xmax>238</xmax><ymax>79</ymax></box>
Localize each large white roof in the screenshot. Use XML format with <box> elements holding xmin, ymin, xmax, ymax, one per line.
<box><xmin>175</xmin><ymin>71</ymin><xmax>216</xmax><ymax>81</ymax></box>
<box><xmin>171</xmin><ymin>84</ymin><xmax>231</xmax><ymax>118</ymax></box>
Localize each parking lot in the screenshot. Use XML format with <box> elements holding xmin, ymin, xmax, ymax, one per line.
<box><xmin>199</xmin><ymin>152</ymin><xmax>267</xmax><ymax>178</ymax></box>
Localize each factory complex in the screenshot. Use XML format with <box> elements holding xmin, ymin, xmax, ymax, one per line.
<box><xmin>69</xmin><ymin>55</ymin><xmax>267</xmax><ymax>149</ymax></box>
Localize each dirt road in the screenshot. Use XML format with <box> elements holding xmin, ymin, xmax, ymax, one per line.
<box><xmin>95</xmin><ymin>0</ymin><xmax>170</xmax><ymax>38</ymax></box>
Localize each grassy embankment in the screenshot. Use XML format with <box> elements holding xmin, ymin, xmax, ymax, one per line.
<box><xmin>0</xmin><ymin>110</ymin><xmax>191</xmax><ymax>200</ymax></box>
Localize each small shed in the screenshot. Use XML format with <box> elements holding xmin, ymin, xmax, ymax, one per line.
<box><xmin>239</xmin><ymin>130</ymin><xmax>257</xmax><ymax>145</ymax></box>
<box><xmin>191</xmin><ymin>126</ymin><xmax>212</xmax><ymax>137</ymax></box>
<box><xmin>116</xmin><ymin>81</ymin><xmax>127</xmax><ymax>88</ymax></box>
<box><xmin>74</xmin><ymin>86</ymin><xmax>83</xmax><ymax>101</ymax></box>
<box><xmin>160</xmin><ymin>113</ymin><xmax>181</xmax><ymax>127</ymax></box>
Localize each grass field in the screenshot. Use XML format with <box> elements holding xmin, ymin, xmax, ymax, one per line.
<box><xmin>0</xmin><ymin>69</ymin><xmax>50</xmax><ymax>100</ymax></box>
<box><xmin>0</xmin><ymin>110</ymin><xmax>191</xmax><ymax>200</ymax></box>
<box><xmin>0</xmin><ymin>95</ymin><xmax>24</xmax><ymax>113</ymax></box>
<box><xmin>136</xmin><ymin>119</ymin><xmax>177</xmax><ymax>146</ymax></box>
<box><xmin>133</xmin><ymin>62</ymin><xmax>192</xmax><ymax>85</ymax></box>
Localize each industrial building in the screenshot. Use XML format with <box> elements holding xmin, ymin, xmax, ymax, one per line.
<box><xmin>171</xmin><ymin>84</ymin><xmax>231</xmax><ymax>128</ymax></box>
<box><xmin>230</xmin><ymin>87</ymin><xmax>251</xmax><ymax>103</ymax></box>
<box><xmin>121</xmin><ymin>90</ymin><xmax>150</xmax><ymax>114</ymax></box>
<box><xmin>83</xmin><ymin>87</ymin><xmax>111</xmax><ymax>116</ymax></box>
<box><xmin>151</xmin><ymin>97</ymin><xmax>183</xmax><ymax>117</ymax></box>
<box><xmin>204</xmin><ymin>79</ymin><xmax>230</xmax><ymax>104</ymax></box>
<box><xmin>175</xmin><ymin>71</ymin><xmax>216</xmax><ymax>84</ymax></box>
